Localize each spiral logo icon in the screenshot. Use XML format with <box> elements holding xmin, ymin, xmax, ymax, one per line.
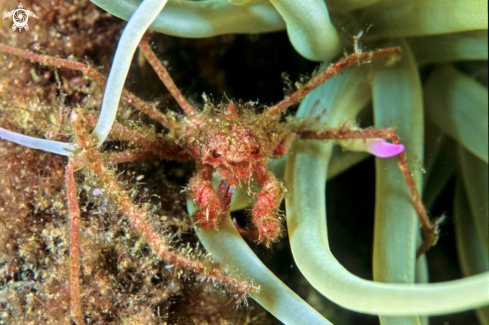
<box><xmin>3</xmin><ymin>3</ymin><xmax>38</xmax><ymax>32</ymax></box>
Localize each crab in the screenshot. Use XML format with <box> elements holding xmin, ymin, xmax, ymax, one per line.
<box><xmin>0</xmin><ymin>36</ymin><xmax>437</xmax><ymax>249</ymax></box>
<box><xmin>137</xmin><ymin>39</ymin><xmax>438</xmax><ymax>250</ymax></box>
<box><xmin>0</xmin><ymin>27</ymin><xmax>438</xmax><ymax>325</ymax></box>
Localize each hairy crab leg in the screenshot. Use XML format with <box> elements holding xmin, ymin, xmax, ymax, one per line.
<box><xmin>0</xmin><ymin>42</ymin><xmax>190</xmax><ymax>159</ymax></box>
<box><xmin>233</xmin><ymin>161</ymin><xmax>287</xmax><ymax>246</ymax></box>
<box><xmin>297</xmin><ymin>127</ymin><xmax>436</xmax><ymax>257</ymax></box>
<box><xmin>104</xmin><ymin>149</ymin><xmax>162</xmax><ymax>164</ymax></box>
<box><xmin>65</xmin><ymin>160</ymin><xmax>83</xmax><ymax>324</ymax></box>
<box><xmin>139</xmin><ymin>37</ymin><xmax>195</xmax><ymax>115</ymax></box>
<box><xmin>0</xmin><ymin>43</ymin><xmax>175</xmax><ymax>128</ymax></box>
<box><xmin>83</xmin><ymin>112</ymin><xmax>190</xmax><ymax>161</ymax></box>
<box><xmin>265</xmin><ymin>47</ymin><xmax>402</xmax><ymax>116</ymax></box>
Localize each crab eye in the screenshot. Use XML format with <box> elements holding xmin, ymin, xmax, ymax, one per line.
<box><xmin>253</xmin><ymin>147</ymin><xmax>262</xmax><ymax>155</ymax></box>
<box><xmin>208</xmin><ymin>150</ymin><xmax>219</xmax><ymax>158</ymax></box>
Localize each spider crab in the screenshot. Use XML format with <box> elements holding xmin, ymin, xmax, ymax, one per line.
<box><xmin>0</xmin><ymin>37</ymin><xmax>436</xmax><ymax>256</ymax></box>
<box><xmin>135</xmin><ymin>39</ymin><xmax>431</xmax><ymax>249</ymax></box>
<box><xmin>0</xmin><ymin>35</ymin><xmax>437</xmax><ymax>320</ymax></box>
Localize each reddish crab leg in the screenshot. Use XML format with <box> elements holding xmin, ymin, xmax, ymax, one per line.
<box><xmin>139</xmin><ymin>38</ymin><xmax>195</xmax><ymax>116</ymax></box>
<box><xmin>0</xmin><ymin>43</ymin><xmax>175</xmax><ymax>128</ymax></box>
<box><xmin>265</xmin><ymin>47</ymin><xmax>402</xmax><ymax>116</ymax></box>
<box><xmin>217</xmin><ymin>178</ymin><xmax>234</xmax><ymax>210</ymax></box>
<box><xmin>297</xmin><ymin>127</ymin><xmax>437</xmax><ymax>257</ymax></box>
<box><xmin>83</xmin><ymin>112</ymin><xmax>191</xmax><ymax>161</ymax></box>
<box><xmin>65</xmin><ymin>160</ymin><xmax>83</xmax><ymax>325</ymax></box>
<box><xmin>104</xmin><ymin>149</ymin><xmax>161</xmax><ymax>164</ymax></box>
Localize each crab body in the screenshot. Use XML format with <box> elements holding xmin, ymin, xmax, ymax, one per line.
<box><xmin>182</xmin><ymin>102</ymin><xmax>294</xmax><ymax>244</ymax></box>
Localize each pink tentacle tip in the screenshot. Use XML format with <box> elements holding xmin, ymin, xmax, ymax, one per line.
<box><xmin>367</xmin><ymin>139</ymin><xmax>404</xmax><ymax>158</ymax></box>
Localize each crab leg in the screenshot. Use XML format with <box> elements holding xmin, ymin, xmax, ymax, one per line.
<box><xmin>297</xmin><ymin>127</ymin><xmax>437</xmax><ymax>257</ymax></box>
<box><xmin>83</xmin><ymin>112</ymin><xmax>190</xmax><ymax>161</ymax></box>
<box><xmin>65</xmin><ymin>160</ymin><xmax>83</xmax><ymax>325</ymax></box>
<box><xmin>0</xmin><ymin>43</ymin><xmax>174</xmax><ymax>128</ymax></box>
<box><xmin>104</xmin><ymin>149</ymin><xmax>161</xmax><ymax>164</ymax></box>
<box><xmin>139</xmin><ymin>38</ymin><xmax>195</xmax><ymax>115</ymax></box>
<box><xmin>265</xmin><ymin>47</ymin><xmax>401</xmax><ymax>116</ymax></box>
<box><xmin>91</xmin><ymin>159</ymin><xmax>251</xmax><ymax>292</ymax></box>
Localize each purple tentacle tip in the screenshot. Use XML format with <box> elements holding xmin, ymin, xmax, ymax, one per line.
<box><xmin>368</xmin><ymin>139</ymin><xmax>404</xmax><ymax>158</ymax></box>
